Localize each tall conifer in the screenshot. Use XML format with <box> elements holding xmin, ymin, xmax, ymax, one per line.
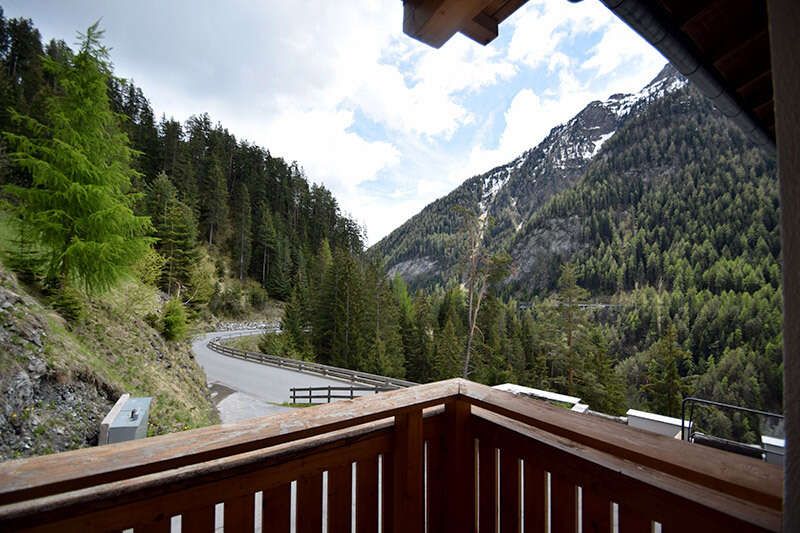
<box><xmin>3</xmin><ymin>22</ymin><xmax>152</xmax><ymax>292</ymax></box>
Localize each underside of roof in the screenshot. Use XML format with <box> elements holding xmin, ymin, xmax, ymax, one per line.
<box><xmin>402</xmin><ymin>0</ymin><xmax>775</xmax><ymax>148</ymax></box>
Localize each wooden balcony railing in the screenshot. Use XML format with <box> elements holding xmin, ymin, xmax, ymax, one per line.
<box><xmin>0</xmin><ymin>379</ymin><xmax>782</xmax><ymax>532</ymax></box>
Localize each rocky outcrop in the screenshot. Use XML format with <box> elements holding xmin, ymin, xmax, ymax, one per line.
<box><xmin>0</xmin><ymin>270</ymin><xmax>116</xmax><ymax>460</ymax></box>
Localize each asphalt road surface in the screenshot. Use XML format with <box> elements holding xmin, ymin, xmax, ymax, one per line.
<box><xmin>192</xmin><ymin>330</ymin><xmax>356</xmax><ymax>422</ymax></box>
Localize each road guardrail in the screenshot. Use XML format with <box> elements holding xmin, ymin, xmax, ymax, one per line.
<box><xmin>206</xmin><ymin>335</ymin><xmax>418</xmax><ymax>389</ymax></box>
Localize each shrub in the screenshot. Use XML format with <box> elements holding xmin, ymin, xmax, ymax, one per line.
<box><xmin>247</xmin><ymin>281</ymin><xmax>268</xmax><ymax>310</ymax></box>
<box><xmin>161</xmin><ymin>298</ymin><xmax>188</xmax><ymax>341</ymax></box>
<box><xmin>210</xmin><ymin>284</ymin><xmax>245</xmax><ymax>318</ymax></box>
<box><xmin>50</xmin><ymin>285</ymin><xmax>85</xmax><ymax>323</ymax></box>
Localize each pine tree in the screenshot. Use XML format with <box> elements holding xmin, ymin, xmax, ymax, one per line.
<box><xmin>3</xmin><ymin>22</ymin><xmax>152</xmax><ymax>292</ymax></box>
<box><xmin>200</xmin><ymin>157</ymin><xmax>228</xmax><ymax>246</ymax></box>
<box><xmin>557</xmin><ymin>263</ymin><xmax>590</xmax><ymax>393</ymax></box>
<box><xmin>283</xmin><ymin>285</ymin><xmax>310</xmax><ymax>357</ymax></box>
<box><xmin>643</xmin><ymin>326</ymin><xmax>690</xmax><ymax>417</ymax></box>
<box><xmin>145</xmin><ymin>173</ymin><xmax>198</xmax><ymax>296</ymax></box>
<box><xmin>232</xmin><ymin>182</ymin><xmax>251</xmax><ymax>281</ymax></box>
<box><xmin>252</xmin><ymin>203</ymin><xmax>277</xmax><ymax>288</ymax></box>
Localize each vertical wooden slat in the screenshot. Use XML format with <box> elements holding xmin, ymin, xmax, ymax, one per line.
<box><xmin>262</xmin><ymin>484</ymin><xmax>291</xmax><ymax>533</ymax></box>
<box><xmin>182</xmin><ymin>504</ymin><xmax>215</xmax><ymax>533</ymax></box>
<box><xmin>523</xmin><ymin>460</ymin><xmax>546</xmax><ymax>533</ymax></box>
<box><xmin>500</xmin><ymin>451</ymin><xmax>520</xmax><ymax>533</ymax></box>
<box><xmin>357</xmin><ymin>456</ymin><xmax>379</xmax><ymax>533</ymax></box>
<box><xmin>427</xmin><ymin>433</ymin><xmax>446</xmax><ymax>533</ymax></box>
<box><xmin>444</xmin><ymin>400</ymin><xmax>474</xmax><ymax>533</ymax></box>
<box><xmin>297</xmin><ymin>472</ymin><xmax>323</xmax><ymax>533</ymax></box>
<box><xmin>551</xmin><ymin>474</ymin><xmax>577</xmax><ymax>533</ymax></box>
<box><xmin>382</xmin><ymin>451</ymin><xmax>395</xmax><ymax>533</ymax></box>
<box><xmin>328</xmin><ymin>463</ymin><xmax>353</xmax><ymax>533</ymax></box>
<box><xmin>225</xmin><ymin>493</ymin><xmax>255</xmax><ymax>532</ymax></box>
<box><xmin>479</xmin><ymin>442</ymin><xmax>498</xmax><ymax>533</ymax></box>
<box><xmin>618</xmin><ymin>503</ymin><xmax>652</xmax><ymax>533</ymax></box>
<box><xmin>582</xmin><ymin>488</ymin><xmax>611</xmax><ymax>533</ymax></box>
<box><xmin>392</xmin><ymin>409</ymin><xmax>424</xmax><ymax>532</ymax></box>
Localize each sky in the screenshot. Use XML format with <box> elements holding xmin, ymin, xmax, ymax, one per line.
<box><xmin>5</xmin><ymin>0</ymin><xmax>665</xmax><ymax>245</ymax></box>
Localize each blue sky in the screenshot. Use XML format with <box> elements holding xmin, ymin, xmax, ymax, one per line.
<box><xmin>5</xmin><ymin>0</ymin><xmax>665</xmax><ymax>244</ymax></box>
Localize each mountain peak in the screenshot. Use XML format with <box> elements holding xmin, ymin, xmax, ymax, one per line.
<box><xmin>374</xmin><ymin>63</ymin><xmax>694</xmax><ymax>286</ymax></box>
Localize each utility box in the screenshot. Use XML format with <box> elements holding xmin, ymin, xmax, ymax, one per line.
<box><xmin>99</xmin><ymin>395</ymin><xmax>152</xmax><ymax>445</ymax></box>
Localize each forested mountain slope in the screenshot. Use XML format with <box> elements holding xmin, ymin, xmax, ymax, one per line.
<box><xmin>373</xmin><ymin>65</ymin><xmax>689</xmax><ymax>287</ymax></box>
<box><xmin>371</xmin><ymin>63</ymin><xmax>781</xmax><ymax>422</ymax></box>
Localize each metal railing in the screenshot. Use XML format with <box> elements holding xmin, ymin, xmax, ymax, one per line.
<box><xmin>289</xmin><ymin>385</ymin><xmax>395</xmax><ymax>404</ymax></box>
<box><xmin>207</xmin><ymin>336</ymin><xmax>418</xmax><ymax>389</ymax></box>
<box><xmin>681</xmin><ymin>396</ymin><xmax>784</xmax><ymax>460</ymax></box>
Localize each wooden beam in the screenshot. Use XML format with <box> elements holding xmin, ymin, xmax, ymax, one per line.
<box><xmin>767</xmin><ymin>1</ymin><xmax>800</xmax><ymax>531</ymax></box>
<box><xmin>391</xmin><ymin>410</ymin><xmax>424</xmax><ymax>531</ymax></box>
<box><xmin>356</xmin><ymin>456</ymin><xmax>379</xmax><ymax>533</ymax></box>
<box><xmin>460</xmin><ymin>12</ymin><xmax>498</xmax><ymax>46</ymax></box>
<box><xmin>444</xmin><ymin>400</ymin><xmax>474</xmax><ymax>532</ymax></box>
<box><xmin>403</xmin><ymin>0</ymin><xmax>496</xmax><ymax>48</ymax></box>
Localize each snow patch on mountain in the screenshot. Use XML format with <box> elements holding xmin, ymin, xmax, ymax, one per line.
<box><xmin>604</xmin><ymin>71</ymin><xmax>688</xmax><ymax>119</ymax></box>
<box><xmin>479</xmin><ymin>154</ymin><xmax>523</xmax><ymax>216</ymax></box>
<box><xmin>588</xmin><ymin>131</ymin><xmax>615</xmax><ymax>158</ymax></box>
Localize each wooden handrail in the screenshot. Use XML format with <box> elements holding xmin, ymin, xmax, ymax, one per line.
<box><xmin>0</xmin><ymin>378</ymin><xmax>783</xmax><ymax>532</ymax></box>
<box><xmin>456</xmin><ymin>381</ymin><xmax>782</xmax><ymax>512</ymax></box>
<box><xmin>0</xmin><ymin>380</ymin><xmax>458</xmax><ymax>505</ymax></box>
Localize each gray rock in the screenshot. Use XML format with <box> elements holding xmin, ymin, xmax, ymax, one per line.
<box><xmin>27</xmin><ymin>356</ymin><xmax>47</xmax><ymax>380</ymax></box>
<box><xmin>12</xmin><ymin>371</ymin><xmax>34</xmax><ymax>406</ymax></box>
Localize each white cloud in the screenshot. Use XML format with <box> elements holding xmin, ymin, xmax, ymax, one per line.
<box><xmin>508</xmin><ymin>0</ymin><xmax>613</xmax><ymax>69</ymax></box>
<box><xmin>351</xmin><ymin>34</ymin><xmax>516</xmax><ymax>140</ymax></box>
<box><xmin>251</xmin><ymin>107</ymin><xmax>399</xmax><ymax>193</ymax></box>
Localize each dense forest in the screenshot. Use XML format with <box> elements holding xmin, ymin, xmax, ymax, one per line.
<box><xmin>0</xmin><ymin>13</ymin><xmax>782</xmax><ymax>444</ymax></box>
<box><xmin>0</xmin><ymin>13</ymin><xmax>363</xmax><ymax>314</ymax></box>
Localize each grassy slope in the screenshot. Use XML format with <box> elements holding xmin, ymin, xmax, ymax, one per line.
<box><xmin>75</xmin><ymin>280</ymin><xmax>219</xmax><ymax>434</ymax></box>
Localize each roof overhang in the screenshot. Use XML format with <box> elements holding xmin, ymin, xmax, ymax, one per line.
<box><xmin>402</xmin><ymin>0</ymin><xmax>528</xmax><ymax>48</ymax></box>
<box><xmin>402</xmin><ymin>0</ymin><xmax>775</xmax><ymax>148</ymax></box>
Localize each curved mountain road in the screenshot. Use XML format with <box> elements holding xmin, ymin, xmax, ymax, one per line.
<box><xmin>192</xmin><ymin>329</ymin><xmax>356</xmax><ymax>422</ymax></box>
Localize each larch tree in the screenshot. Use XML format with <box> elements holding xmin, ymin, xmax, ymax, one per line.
<box><xmin>3</xmin><ymin>22</ymin><xmax>152</xmax><ymax>292</ymax></box>
<box><xmin>456</xmin><ymin>207</ymin><xmax>511</xmax><ymax>378</ymax></box>
<box><xmin>557</xmin><ymin>263</ymin><xmax>590</xmax><ymax>393</ymax></box>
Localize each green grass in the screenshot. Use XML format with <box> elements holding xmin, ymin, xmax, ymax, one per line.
<box><xmin>222</xmin><ymin>334</ymin><xmax>262</xmax><ymax>353</ymax></box>
<box><xmin>277</xmin><ymin>402</ymin><xmax>316</xmax><ymax>408</ymax></box>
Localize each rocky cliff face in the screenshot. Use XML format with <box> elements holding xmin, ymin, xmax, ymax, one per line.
<box><xmin>0</xmin><ymin>270</ymin><xmax>115</xmax><ymax>459</ymax></box>
<box><xmin>374</xmin><ymin>64</ymin><xmax>687</xmax><ymax>288</ymax></box>
<box><xmin>0</xmin><ymin>265</ymin><xmax>219</xmax><ymax>461</ymax></box>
